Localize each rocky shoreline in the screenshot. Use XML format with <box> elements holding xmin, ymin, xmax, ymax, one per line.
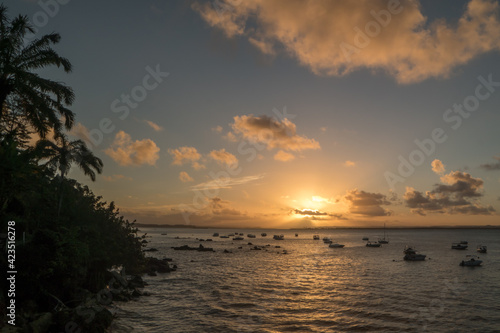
<box><xmin>6</xmin><ymin>257</ymin><xmax>176</xmax><ymax>333</ymax></box>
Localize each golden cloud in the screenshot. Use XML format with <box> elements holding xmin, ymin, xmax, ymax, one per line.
<box><xmin>105</xmin><ymin>131</ymin><xmax>160</xmax><ymax>166</ymax></box>
<box><xmin>193</xmin><ymin>0</ymin><xmax>500</xmax><ymax>83</ymax></box>
<box><xmin>209</xmin><ymin>148</ymin><xmax>238</xmax><ymax>166</ymax></box>
<box><xmin>274</xmin><ymin>150</ymin><xmax>295</xmax><ymax>162</ymax></box>
<box><xmin>431</xmin><ymin>159</ymin><xmax>445</xmax><ymax>175</ymax></box>
<box><xmin>179</xmin><ymin>171</ymin><xmax>194</xmax><ymax>182</ymax></box>
<box><xmin>168</xmin><ymin>146</ymin><xmax>204</xmax><ymax>169</ymax></box>
<box><xmin>230</xmin><ymin>114</ymin><xmax>320</xmax><ymax>151</ymax></box>
<box><xmin>145</xmin><ymin>120</ymin><xmax>163</xmax><ymax>132</ymax></box>
<box><xmin>102</xmin><ymin>174</ymin><xmax>133</xmax><ymax>182</ymax></box>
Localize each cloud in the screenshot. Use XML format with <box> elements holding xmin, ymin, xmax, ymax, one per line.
<box><xmin>344</xmin><ymin>160</ymin><xmax>356</xmax><ymax>167</ymax></box>
<box><xmin>145</xmin><ymin>120</ymin><xmax>163</xmax><ymax>132</ymax></box>
<box><xmin>68</xmin><ymin>122</ymin><xmax>93</xmax><ymax>147</ymax></box>
<box><xmin>191</xmin><ymin>174</ymin><xmax>265</xmax><ymax>191</ymax></box>
<box><xmin>344</xmin><ymin>189</ymin><xmax>391</xmax><ymax>216</ymax></box>
<box><xmin>179</xmin><ymin>171</ymin><xmax>194</xmax><ymax>182</ymax></box>
<box><xmin>229</xmin><ymin>114</ymin><xmax>320</xmax><ymax>151</ymax></box>
<box><xmin>293</xmin><ymin>209</ymin><xmax>327</xmax><ymax>216</ymax></box>
<box><xmin>480</xmin><ymin>156</ymin><xmax>500</xmax><ymax>170</ymax></box>
<box><xmin>431</xmin><ymin>159</ymin><xmax>446</xmax><ymax>175</ymax></box>
<box><xmin>209</xmin><ymin>148</ymin><xmax>238</xmax><ymax>166</ymax></box>
<box><xmin>193</xmin><ymin>0</ymin><xmax>500</xmax><ymax>84</ymax></box>
<box><xmin>102</xmin><ymin>174</ymin><xmax>133</xmax><ymax>182</ymax></box>
<box><xmin>274</xmin><ymin>150</ymin><xmax>295</xmax><ymax>162</ymax></box>
<box><xmin>404</xmin><ymin>170</ymin><xmax>495</xmax><ymax>215</ymax></box>
<box><xmin>168</xmin><ymin>146</ymin><xmax>205</xmax><ymax>169</ymax></box>
<box><xmin>105</xmin><ymin>131</ymin><xmax>160</xmax><ymax>166</ymax></box>
<box><xmin>212</xmin><ymin>125</ymin><xmax>223</xmax><ymax>133</ymax></box>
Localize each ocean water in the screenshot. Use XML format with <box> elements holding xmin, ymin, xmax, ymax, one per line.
<box><xmin>112</xmin><ymin>228</ymin><xmax>500</xmax><ymax>332</ymax></box>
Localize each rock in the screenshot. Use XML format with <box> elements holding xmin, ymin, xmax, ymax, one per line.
<box><xmin>247</xmin><ymin>242</ymin><xmax>253</xmax><ymax>245</ymax></box>
<box><xmin>29</xmin><ymin>312</ymin><xmax>52</xmax><ymax>333</ymax></box>
<box><xmin>128</xmin><ymin>275</ymin><xmax>146</xmax><ymax>288</ymax></box>
<box><xmin>143</xmin><ymin>248</ymin><xmax>158</xmax><ymax>252</ymax></box>
<box><xmin>110</xmin><ymin>270</ymin><xmax>128</xmax><ymax>287</ymax></box>
<box><xmin>223</xmin><ymin>249</ymin><xmax>232</xmax><ymax>253</ymax></box>
<box><xmin>147</xmin><ymin>270</ymin><xmax>157</xmax><ymax>276</ymax></box>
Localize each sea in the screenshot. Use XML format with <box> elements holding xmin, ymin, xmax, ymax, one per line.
<box><xmin>111</xmin><ymin>228</ymin><xmax>500</xmax><ymax>333</ymax></box>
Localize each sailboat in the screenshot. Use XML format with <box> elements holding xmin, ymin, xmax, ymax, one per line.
<box><xmin>378</xmin><ymin>223</ymin><xmax>389</xmax><ymax>244</ymax></box>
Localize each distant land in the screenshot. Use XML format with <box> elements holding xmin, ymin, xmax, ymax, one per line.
<box><xmin>135</xmin><ymin>223</ymin><xmax>500</xmax><ymax>229</ymax></box>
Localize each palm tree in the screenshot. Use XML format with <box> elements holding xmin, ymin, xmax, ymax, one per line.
<box><xmin>36</xmin><ymin>135</ymin><xmax>104</xmax><ymax>217</ymax></box>
<box><xmin>0</xmin><ymin>5</ymin><xmax>75</xmax><ymax>139</ymax></box>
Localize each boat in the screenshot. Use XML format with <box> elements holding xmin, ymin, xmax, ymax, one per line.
<box><xmin>403</xmin><ymin>246</ymin><xmax>426</xmax><ymax>261</ymax></box>
<box><xmin>247</xmin><ymin>234</ymin><xmax>256</xmax><ymax>238</ymax></box>
<box><xmin>329</xmin><ymin>243</ymin><xmax>345</xmax><ymax>248</ymax></box>
<box><xmin>219</xmin><ymin>235</ymin><xmax>229</xmax><ymax>238</ymax></box>
<box><xmin>261</xmin><ymin>233</ymin><xmax>267</xmax><ymax>237</ymax></box>
<box><xmin>477</xmin><ymin>245</ymin><xmax>487</xmax><ymax>253</ymax></box>
<box><xmin>378</xmin><ymin>223</ymin><xmax>389</xmax><ymax>244</ymax></box>
<box><xmin>451</xmin><ymin>242</ymin><xmax>468</xmax><ymax>250</ymax></box>
<box><xmin>233</xmin><ymin>236</ymin><xmax>244</xmax><ymax>240</ymax></box>
<box><xmin>273</xmin><ymin>234</ymin><xmax>284</xmax><ymax>240</ymax></box>
<box><xmin>212</xmin><ymin>232</ymin><xmax>219</xmax><ymax>237</ymax></box>
<box><xmin>239</xmin><ymin>233</ymin><xmax>244</xmax><ymax>236</ymax></box>
<box><xmin>313</xmin><ymin>235</ymin><xmax>320</xmax><ymax>240</ymax></box>
<box><xmin>366</xmin><ymin>241</ymin><xmax>381</xmax><ymax>247</ymax></box>
<box><xmin>460</xmin><ymin>255</ymin><xmax>482</xmax><ymax>267</ymax></box>
<box><xmin>323</xmin><ymin>237</ymin><xmax>332</xmax><ymax>244</ymax></box>
<box><xmin>362</xmin><ymin>237</ymin><xmax>369</xmax><ymax>241</ymax></box>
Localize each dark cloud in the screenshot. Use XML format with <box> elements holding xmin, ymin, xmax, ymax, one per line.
<box><xmin>404</xmin><ymin>170</ymin><xmax>495</xmax><ymax>216</ymax></box>
<box><xmin>344</xmin><ymin>190</ymin><xmax>391</xmax><ymax>217</ymax></box>
<box><xmin>480</xmin><ymin>156</ymin><xmax>500</xmax><ymax>171</ymax></box>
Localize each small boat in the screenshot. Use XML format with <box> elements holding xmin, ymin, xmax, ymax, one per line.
<box><xmin>273</xmin><ymin>234</ymin><xmax>284</xmax><ymax>240</ymax></box>
<box><xmin>362</xmin><ymin>237</ymin><xmax>369</xmax><ymax>241</ymax></box>
<box><xmin>212</xmin><ymin>232</ymin><xmax>219</xmax><ymax>237</ymax></box>
<box><xmin>239</xmin><ymin>233</ymin><xmax>244</xmax><ymax>236</ymax></box>
<box><xmin>366</xmin><ymin>241</ymin><xmax>381</xmax><ymax>247</ymax></box>
<box><xmin>460</xmin><ymin>255</ymin><xmax>482</xmax><ymax>267</ymax></box>
<box><xmin>261</xmin><ymin>233</ymin><xmax>267</xmax><ymax>237</ymax></box>
<box><xmin>233</xmin><ymin>236</ymin><xmax>244</xmax><ymax>240</ymax></box>
<box><xmin>477</xmin><ymin>245</ymin><xmax>487</xmax><ymax>253</ymax></box>
<box><xmin>403</xmin><ymin>246</ymin><xmax>426</xmax><ymax>261</ymax></box>
<box><xmin>451</xmin><ymin>243</ymin><xmax>468</xmax><ymax>250</ymax></box>
<box><xmin>219</xmin><ymin>235</ymin><xmax>229</xmax><ymax>238</ymax></box>
<box><xmin>247</xmin><ymin>234</ymin><xmax>256</xmax><ymax>238</ymax></box>
<box><xmin>295</xmin><ymin>233</ymin><xmax>298</xmax><ymax>237</ymax></box>
<box><xmin>323</xmin><ymin>237</ymin><xmax>332</xmax><ymax>244</ymax></box>
<box><xmin>329</xmin><ymin>243</ymin><xmax>345</xmax><ymax>248</ymax></box>
<box><xmin>378</xmin><ymin>223</ymin><xmax>389</xmax><ymax>244</ymax></box>
<box><xmin>313</xmin><ymin>235</ymin><xmax>320</xmax><ymax>240</ymax></box>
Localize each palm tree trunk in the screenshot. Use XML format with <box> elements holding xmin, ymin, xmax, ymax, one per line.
<box><xmin>57</xmin><ymin>168</ymin><xmax>65</xmax><ymax>219</ymax></box>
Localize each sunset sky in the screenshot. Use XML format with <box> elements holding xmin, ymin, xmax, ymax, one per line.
<box><xmin>13</xmin><ymin>0</ymin><xmax>500</xmax><ymax>227</ymax></box>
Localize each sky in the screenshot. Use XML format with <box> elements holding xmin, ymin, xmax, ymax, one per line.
<box><xmin>10</xmin><ymin>0</ymin><xmax>500</xmax><ymax>228</ymax></box>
